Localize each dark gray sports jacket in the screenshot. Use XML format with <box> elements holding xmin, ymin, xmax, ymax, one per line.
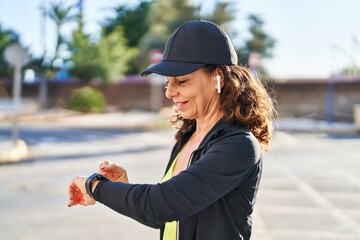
<box><xmin>93</xmin><ymin>118</ymin><xmax>263</xmax><ymax>240</ymax></box>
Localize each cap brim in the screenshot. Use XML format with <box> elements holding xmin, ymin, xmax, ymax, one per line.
<box><xmin>141</xmin><ymin>61</ymin><xmax>205</xmax><ymax>77</ymax></box>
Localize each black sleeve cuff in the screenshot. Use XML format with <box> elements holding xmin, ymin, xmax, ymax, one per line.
<box><xmin>93</xmin><ymin>179</ymin><xmax>110</xmax><ymax>201</ymax></box>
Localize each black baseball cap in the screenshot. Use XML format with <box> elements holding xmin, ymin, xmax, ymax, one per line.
<box><xmin>141</xmin><ymin>19</ymin><xmax>238</xmax><ymax>77</ymax></box>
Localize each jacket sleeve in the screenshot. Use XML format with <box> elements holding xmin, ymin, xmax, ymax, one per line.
<box><xmin>93</xmin><ymin>133</ymin><xmax>261</xmax><ymax>227</ymax></box>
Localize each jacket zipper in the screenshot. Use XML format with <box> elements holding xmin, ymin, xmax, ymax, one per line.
<box><xmin>176</xmin><ymin>221</ymin><xmax>179</xmax><ymax>240</ymax></box>
<box><xmin>176</xmin><ymin>151</ymin><xmax>195</xmax><ymax>240</ymax></box>
<box><xmin>188</xmin><ymin>151</ymin><xmax>195</xmax><ymax>167</ymax></box>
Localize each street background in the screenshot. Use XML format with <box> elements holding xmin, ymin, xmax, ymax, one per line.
<box><xmin>1</xmin><ymin>1</ymin><xmax>360</xmax><ymax>239</ymax></box>
<box><xmin>1</xmin><ymin>111</ymin><xmax>360</xmax><ymax>240</ymax></box>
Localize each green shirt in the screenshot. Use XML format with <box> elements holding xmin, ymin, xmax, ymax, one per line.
<box><xmin>160</xmin><ymin>151</ymin><xmax>181</xmax><ymax>240</ymax></box>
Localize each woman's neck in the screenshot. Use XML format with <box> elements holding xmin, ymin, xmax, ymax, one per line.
<box><xmin>195</xmin><ymin>110</ymin><xmax>224</xmax><ymax>137</ymax></box>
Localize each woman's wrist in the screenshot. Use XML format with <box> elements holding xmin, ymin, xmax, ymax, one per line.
<box><xmin>91</xmin><ymin>179</ymin><xmax>100</xmax><ymax>196</ymax></box>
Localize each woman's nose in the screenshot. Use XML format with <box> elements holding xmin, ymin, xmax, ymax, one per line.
<box><xmin>165</xmin><ymin>80</ymin><xmax>178</xmax><ymax>99</ymax></box>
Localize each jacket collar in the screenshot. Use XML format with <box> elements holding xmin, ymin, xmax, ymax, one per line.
<box><xmin>181</xmin><ymin>118</ymin><xmax>243</xmax><ymax>150</ymax></box>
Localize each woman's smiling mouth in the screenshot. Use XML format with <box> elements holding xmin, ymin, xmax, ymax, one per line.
<box><xmin>175</xmin><ymin>101</ymin><xmax>188</xmax><ymax>110</ymax></box>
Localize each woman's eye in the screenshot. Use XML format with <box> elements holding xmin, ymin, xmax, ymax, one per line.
<box><xmin>164</xmin><ymin>79</ymin><xmax>187</xmax><ymax>89</ymax></box>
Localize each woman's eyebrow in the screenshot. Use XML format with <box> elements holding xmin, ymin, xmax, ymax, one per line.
<box><xmin>167</xmin><ymin>76</ymin><xmax>183</xmax><ymax>81</ymax></box>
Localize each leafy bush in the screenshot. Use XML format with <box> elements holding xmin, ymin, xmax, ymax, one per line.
<box><xmin>67</xmin><ymin>86</ymin><xmax>106</xmax><ymax>113</ymax></box>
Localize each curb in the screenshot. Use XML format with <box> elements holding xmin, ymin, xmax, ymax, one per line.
<box><xmin>0</xmin><ymin>139</ymin><xmax>29</xmax><ymax>163</ymax></box>
<box><xmin>276</xmin><ymin>118</ymin><xmax>358</xmax><ymax>134</ymax></box>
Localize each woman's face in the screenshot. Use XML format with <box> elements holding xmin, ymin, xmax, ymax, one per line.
<box><xmin>165</xmin><ymin>68</ymin><xmax>221</xmax><ymax>120</ymax></box>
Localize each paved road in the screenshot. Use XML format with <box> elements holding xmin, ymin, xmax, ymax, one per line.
<box><xmin>253</xmin><ymin>132</ymin><xmax>360</xmax><ymax>240</ymax></box>
<box><xmin>0</xmin><ymin>124</ymin><xmax>169</xmax><ymax>162</ymax></box>
<box><xmin>1</xmin><ymin>125</ymin><xmax>360</xmax><ymax>240</ymax></box>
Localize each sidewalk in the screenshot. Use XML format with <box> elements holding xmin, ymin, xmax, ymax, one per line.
<box><xmin>0</xmin><ymin>108</ymin><xmax>358</xmax><ymax>164</ymax></box>
<box><xmin>0</xmin><ymin>108</ymin><xmax>171</xmax><ymax>163</ymax></box>
<box><xmin>1</xmin><ymin>107</ymin><xmax>357</xmax><ymax>131</ymax></box>
<box><xmin>276</xmin><ymin>117</ymin><xmax>358</xmax><ymax>134</ymax></box>
<box><xmin>1</xmin><ymin>107</ymin><xmax>171</xmax><ymax>128</ymax></box>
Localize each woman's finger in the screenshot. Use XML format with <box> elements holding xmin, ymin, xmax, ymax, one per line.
<box><xmin>68</xmin><ymin>187</ymin><xmax>80</xmax><ymax>207</ymax></box>
<box><xmin>99</xmin><ymin>160</ymin><xmax>110</xmax><ymax>170</ymax></box>
<box><xmin>103</xmin><ymin>163</ymin><xmax>125</xmax><ymax>172</ymax></box>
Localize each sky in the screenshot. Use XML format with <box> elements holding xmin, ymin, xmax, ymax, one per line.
<box><xmin>0</xmin><ymin>0</ymin><xmax>359</xmax><ymax>79</ymax></box>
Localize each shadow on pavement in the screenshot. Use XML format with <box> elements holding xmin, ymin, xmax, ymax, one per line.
<box><xmin>324</xmin><ymin>133</ymin><xmax>360</xmax><ymax>139</ymax></box>
<box><xmin>1</xmin><ymin>144</ymin><xmax>169</xmax><ymax>166</ymax></box>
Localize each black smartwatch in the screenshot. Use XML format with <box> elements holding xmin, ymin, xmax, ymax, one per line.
<box><xmin>85</xmin><ymin>173</ymin><xmax>107</xmax><ymax>199</ymax></box>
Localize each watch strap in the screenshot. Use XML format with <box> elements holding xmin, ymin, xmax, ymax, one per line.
<box><xmin>85</xmin><ymin>173</ymin><xmax>107</xmax><ymax>199</ymax></box>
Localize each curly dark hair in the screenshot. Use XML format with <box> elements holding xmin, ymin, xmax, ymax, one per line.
<box><xmin>171</xmin><ymin>64</ymin><xmax>277</xmax><ymax>151</ymax></box>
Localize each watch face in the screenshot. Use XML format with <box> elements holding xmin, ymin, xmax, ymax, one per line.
<box><xmin>96</xmin><ymin>174</ymin><xmax>107</xmax><ymax>180</ymax></box>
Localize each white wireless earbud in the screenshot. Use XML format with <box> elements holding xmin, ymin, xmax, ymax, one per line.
<box><xmin>216</xmin><ymin>75</ymin><xmax>221</xmax><ymax>94</ymax></box>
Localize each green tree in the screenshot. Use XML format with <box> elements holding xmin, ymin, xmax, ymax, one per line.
<box><xmin>103</xmin><ymin>1</ymin><xmax>151</xmax><ymax>48</ymax></box>
<box><xmin>97</xmin><ymin>26</ymin><xmax>138</xmax><ymax>82</ymax></box>
<box><xmin>0</xmin><ymin>24</ymin><xmax>19</xmax><ymax>79</ymax></box>
<box><xmin>68</xmin><ymin>26</ymin><xmax>137</xmax><ymax>83</ymax></box>
<box><xmin>46</xmin><ymin>0</ymin><xmax>78</xmax><ymax>62</ymax></box>
<box><xmin>239</xmin><ymin>14</ymin><xmax>275</xmax><ymax>75</ymax></box>
<box><xmin>101</xmin><ymin>0</ymin><xmax>151</xmax><ymax>74</ymax></box>
<box><xmin>340</xmin><ymin>64</ymin><xmax>360</xmax><ymax>76</ymax></box>
<box><xmin>68</xmin><ymin>28</ymin><xmax>102</xmax><ymax>82</ymax></box>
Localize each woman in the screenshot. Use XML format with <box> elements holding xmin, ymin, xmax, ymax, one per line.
<box><xmin>68</xmin><ymin>19</ymin><xmax>275</xmax><ymax>240</ymax></box>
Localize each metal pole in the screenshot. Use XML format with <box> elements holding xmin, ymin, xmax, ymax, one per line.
<box><xmin>39</xmin><ymin>0</ymin><xmax>48</xmax><ymax>109</ymax></box>
<box><xmin>326</xmin><ymin>79</ymin><xmax>334</xmax><ymax>124</ymax></box>
<box><xmin>4</xmin><ymin>43</ymin><xmax>30</xmax><ymax>146</ymax></box>
<box><xmin>150</xmin><ymin>76</ymin><xmax>166</xmax><ymax>111</ymax></box>
<box><xmin>12</xmin><ymin>63</ymin><xmax>21</xmax><ymax>144</ymax></box>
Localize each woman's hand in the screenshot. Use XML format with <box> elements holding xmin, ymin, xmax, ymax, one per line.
<box><xmin>98</xmin><ymin>160</ymin><xmax>129</xmax><ymax>183</ymax></box>
<box><xmin>68</xmin><ymin>176</ymin><xmax>96</xmax><ymax>207</ymax></box>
